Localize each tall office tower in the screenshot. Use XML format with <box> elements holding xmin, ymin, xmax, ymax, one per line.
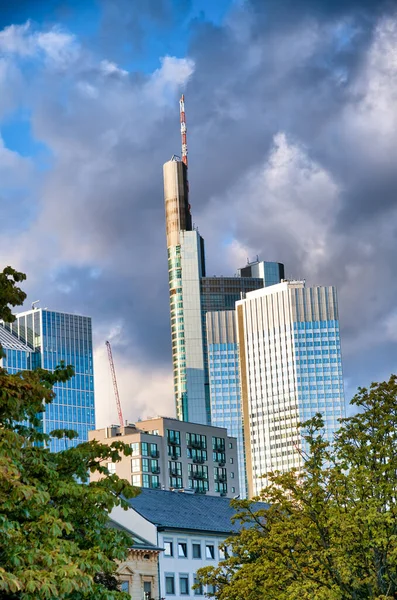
<box><xmin>236</xmin><ymin>281</ymin><xmax>345</xmax><ymax>497</ymax></box>
<box><xmin>163</xmin><ymin>97</ymin><xmax>276</xmax><ymax>425</ymax></box>
<box><xmin>206</xmin><ymin>311</ymin><xmax>247</xmax><ymax>498</ymax></box>
<box><xmin>3</xmin><ymin>308</ymin><xmax>95</xmax><ymax>451</ymax></box>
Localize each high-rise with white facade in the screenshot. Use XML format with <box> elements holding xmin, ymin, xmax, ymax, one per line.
<box><xmin>236</xmin><ymin>281</ymin><xmax>345</xmax><ymax>497</ymax></box>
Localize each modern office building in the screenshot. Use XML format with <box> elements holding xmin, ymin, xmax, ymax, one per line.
<box><xmin>0</xmin><ymin>325</ymin><xmax>33</xmax><ymax>373</ymax></box>
<box><xmin>111</xmin><ymin>488</ymin><xmax>268</xmax><ymax>599</ymax></box>
<box><xmin>163</xmin><ymin>97</ymin><xmax>283</xmax><ymax>425</ymax></box>
<box><xmin>238</xmin><ymin>260</ymin><xmax>285</xmax><ymax>287</ymax></box>
<box><xmin>206</xmin><ymin>310</ymin><xmax>247</xmax><ymax>498</ymax></box>
<box><xmin>89</xmin><ymin>416</ymin><xmax>240</xmax><ymax>498</ymax></box>
<box><xmin>3</xmin><ymin>307</ymin><xmax>95</xmax><ymax>451</ymax></box>
<box><xmin>236</xmin><ymin>281</ymin><xmax>346</xmax><ymax>497</ymax></box>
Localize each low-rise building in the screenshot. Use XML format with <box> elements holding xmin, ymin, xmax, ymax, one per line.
<box><xmin>111</xmin><ymin>489</ymin><xmax>267</xmax><ymax>599</ymax></box>
<box><xmin>109</xmin><ymin>520</ymin><xmax>161</xmax><ymax>599</ymax></box>
<box><xmin>89</xmin><ymin>416</ymin><xmax>240</xmax><ymax>498</ymax></box>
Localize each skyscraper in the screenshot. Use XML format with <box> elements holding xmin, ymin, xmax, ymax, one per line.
<box><xmin>163</xmin><ymin>98</ymin><xmax>271</xmax><ymax>425</ymax></box>
<box><xmin>236</xmin><ymin>281</ymin><xmax>345</xmax><ymax>497</ymax></box>
<box><xmin>206</xmin><ymin>310</ymin><xmax>247</xmax><ymax>498</ymax></box>
<box><xmin>3</xmin><ymin>308</ymin><xmax>95</xmax><ymax>451</ymax></box>
<box><xmin>0</xmin><ymin>325</ymin><xmax>33</xmax><ymax>373</ymax></box>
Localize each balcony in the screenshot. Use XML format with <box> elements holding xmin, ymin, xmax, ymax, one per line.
<box><xmin>188</xmin><ymin>440</ymin><xmax>205</xmax><ymax>450</ymax></box>
<box><xmin>168</xmin><ymin>438</ymin><xmax>180</xmax><ymax>446</ymax></box>
<box><xmin>151</xmin><ymin>467</ymin><xmax>160</xmax><ymax>474</ymax></box>
<box><xmin>213</xmin><ymin>443</ymin><xmax>225</xmax><ymax>452</ymax></box>
<box><xmin>169</xmin><ymin>453</ymin><xmax>179</xmax><ymax>461</ymax></box>
<box><xmin>218</xmin><ymin>461</ymin><xmax>226</xmax><ymax>467</ymax></box>
<box><xmin>193</xmin><ymin>457</ymin><xmax>205</xmax><ymax>464</ymax></box>
<box><xmin>191</xmin><ymin>471</ymin><xmax>207</xmax><ymax>480</ymax></box>
<box><xmin>169</xmin><ymin>468</ymin><xmax>181</xmax><ymax>477</ymax></box>
<box><xmin>194</xmin><ymin>489</ymin><xmax>207</xmax><ymax>495</ymax></box>
<box><xmin>150</xmin><ymin>450</ymin><xmax>160</xmax><ymax>458</ymax></box>
<box><xmin>151</xmin><ymin>481</ymin><xmax>161</xmax><ymax>489</ymax></box>
<box><xmin>215</xmin><ymin>475</ymin><xmax>227</xmax><ymax>483</ymax></box>
<box><xmin>220</xmin><ymin>491</ymin><xmax>227</xmax><ymax>497</ymax></box>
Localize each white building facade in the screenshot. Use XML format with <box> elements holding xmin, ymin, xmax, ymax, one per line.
<box><xmin>236</xmin><ymin>281</ymin><xmax>346</xmax><ymax>497</ymax></box>
<box><xmin>111</xmin><ymin>489</ymin><xmax>255</xmax><ymax>599</ymax></box>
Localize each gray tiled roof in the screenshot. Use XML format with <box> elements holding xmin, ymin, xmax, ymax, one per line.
<box><xmin>0</xmin><ymin>326</ymin><xmax>30</xmax><ymax>352</ymax></box>
<box><xmin>127</xmin><ymin>489</ymin><xmax>268</xmax><ymax>534</ymax></box>
<box><xmin>108</xmin><ymin>519</ymin><xmax>162</xmax><ymax>550</ymax></box>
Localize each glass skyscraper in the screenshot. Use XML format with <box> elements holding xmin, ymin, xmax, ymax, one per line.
<box><xmin>163</xmin><ymin>155</ymin><xmax>278</xmax><ymax>425</ymax></box>
<box><xmin>3</xmin><ymin>308</ymin><xmax>95</xmax><ymax>452</ymax></box>
<box><xmin>206</xmin><ymin>310</ymin><xmax>247</xmax><ymax>498</ymax></box>
<box><xmin>0</xmin><ymin>325</ymin><xmax>33</xmax><ymax>373</ymax></box>
<box><xmin>236</xmin><ymin>281</ymin><xmax>345</xmax><ymax>497</ymax></box>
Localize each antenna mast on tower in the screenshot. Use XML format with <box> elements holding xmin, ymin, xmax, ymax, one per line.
<box><xmin>179</xmin><ymin>94</ymin><xmax>188</xmax><ymax>167</ymax></box>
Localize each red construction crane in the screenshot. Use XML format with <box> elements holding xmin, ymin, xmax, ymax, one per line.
<box><xmin>105</xmin><ymin>340</ymin><xmax>124</xmax><ymax>427</ymax></box>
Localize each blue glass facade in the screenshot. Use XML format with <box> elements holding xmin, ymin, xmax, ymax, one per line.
<box><xmin>294</xmin><ymin>319</ymin><xmax>345</xmax><ymax>452</ymax></box>
<box><xmin>207</xmin><ymin>334</ymin><xmax>247</xmax><ymax>498</ymax></box>
<box><xmin>4</xmin><ymin>309</ymin><xmax>95</xmax><ymax>452</ymax></box>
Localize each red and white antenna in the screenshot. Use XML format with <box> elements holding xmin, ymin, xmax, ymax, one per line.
<box><xmin>180</xmin><ymin>94</ymin><xmax>188</xmax><ymax>167</ymax></box>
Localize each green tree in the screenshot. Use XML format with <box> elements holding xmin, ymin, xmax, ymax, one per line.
<box><xmin>0</xmin><ymin>267</ymin><xmax>139</xmax><ymax>599</ymax></box>
<box><xmin>197</xmin><ymin>377</ymin><xmax>397</xmax><ymax>600</ymax></box>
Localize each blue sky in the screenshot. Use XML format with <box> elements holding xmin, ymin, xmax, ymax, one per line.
<box><xmin>0</xmin><ymin>0</ymin><xmax>396</xmax><ymax>426</ymax></box>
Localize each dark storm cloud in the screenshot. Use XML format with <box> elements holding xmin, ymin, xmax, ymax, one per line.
<box><xmin>1</xmin><ymin>0</ymin><xmax>396</xmax><ymax>419</ymax></box>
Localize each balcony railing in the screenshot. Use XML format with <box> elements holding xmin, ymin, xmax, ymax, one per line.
<box><xmin>218</xmin><ymin>461</ymin><xmax>226</xmax><ymax>467</ymax></box>
<box><xmin>215</xmin><ymin>475</ymin><xmax>227</xmax><ymax>483</ymax></box>
<box><xmin>169</xmin><ymin>468</ymin><xmax>181</xmax><ymax>477</ymax></box>
<box><xmin>150</xmin><ymin>450</ymin><xmax>160</xmax><ymax>458</ymax></box>
<box><xmin>188</xmin><ymin>440</ymin><xmax>205</xmax><ymax>450</ymax></box>
<box><xmin>168</xmin><ymin>438</ymin><xmax>180</xmax><ymax>446</ymax></box>
<box><xmin>194</xmin><ymin>489</ymin><xmax>207</xmax><ymax>495</ymax></box>
<box><xmin>169</xmin><ymin>452</ymin><xmax>179</xmax><ymax>460</ymax></box>
<box><xmin>193</xmin><ymin>457</ymin><xmax>205</xmax><ymax>464</ymax></box>
<box><xmin>151</xmin><ymin>467</ymin><xmax>160</xmax><ymax>474</ymax></box>
<box><xmin>191</xmin><ymin>472</ymin><xmax>207</xmax><ymax>480</ymax></box>
<box><xmin>213</xmin><ymin>443</ymin><xmax>225</xmax><ymax>452</ymax></box>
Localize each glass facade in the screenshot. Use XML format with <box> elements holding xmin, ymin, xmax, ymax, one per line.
<box><xmin>0</xmin><ymin>326</ymin><xmax>32</xmax><ymax>373</ymax></box>
<box><xmin>206</xmin><ymin>311</ymin><xmax>247</xmax><ymax>498</ymax></box>
<box><xmin>3</xmin><ymin>308</ymin><xmax>95</xmax><ymax>452</ymax></box>
<box><xmin>237</xmin><ymin>282</ymin><xmax>346</xmax><ymax>497</ymax></box>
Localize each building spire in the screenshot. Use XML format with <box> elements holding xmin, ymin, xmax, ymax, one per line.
<box><xmin>179</xmin><ymin>94</ymin><xmax>188</xmax><ymax>167</ymax></box>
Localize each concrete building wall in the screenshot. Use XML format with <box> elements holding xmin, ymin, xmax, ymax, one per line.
<box><xmin>89</xmin><ymin>417</ymin><xmax>240</xmax><ymax>498</ymax></box>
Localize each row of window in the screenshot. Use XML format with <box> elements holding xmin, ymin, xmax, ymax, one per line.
<box><xmin>163</xmin><ymin>540</ymin><xmax>227</xmax><ymax>560</ymax></box>
<box><xmin>165</xmin><ymin>573</ymin><xmax>213</xmax><ymax>596</ymax></box>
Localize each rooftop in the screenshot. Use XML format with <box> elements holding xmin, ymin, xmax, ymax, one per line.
<box><xmin>127</xmin><ymin>488</ymin><xmax>268</xmax><ymax>534</ymax></box>
<box><xmin>108</xmin><ymin>519</ymin><xmax>162</xmax><ymax>551</ymax></box>
<box><xmin>0</xmin><ymin>325</ymin><xmax>31</xmax><ymax>352</ymax></box>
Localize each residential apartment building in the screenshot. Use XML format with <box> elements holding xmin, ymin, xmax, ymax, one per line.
<box><xmin>236</xmin><ymin>281</ymin><xmax>346</xmax><ymax>496</ymax></box>
<box><xmin>3</xmin><ymin>307</ymin><xmax>95</xmax><ymax>451</ymax></box>
<box><xmin>111</xmin><ymin>489</ymin><xmax>268</xmax><ymax>599</ymax></box>
<box><xmin>89</xmin><ymin>416</ymin><xmax>240</xmax><ymax>498</ymax></box>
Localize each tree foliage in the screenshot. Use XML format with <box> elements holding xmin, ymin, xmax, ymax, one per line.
<box><xmin>0</xmin><ymin>267</ymin><xmax>139</xmax><ymax>599</ymax></box>
<box><xmin>197</xmin><ymin>376</ymin><xmax>397</xmax><ymax>600</ymax></box>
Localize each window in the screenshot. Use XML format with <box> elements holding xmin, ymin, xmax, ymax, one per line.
<box><xmin>142</xmin><ymin>474</ymin><xmax>150</xmax><ymax>488</ymax></box>
<box><xmin>229</xmin><ymin>458</ymin><xmax>234</xmax><ymax>464</ymax></box>
<box><xmin>180</xmin><ymin>574</ymin><xmax>189</xmax><ymax>595</ymax></box>
<box><xmin>165</xmin><ymin>575</ymin><xmax>175</xmax><ymax>594</ymax></box>
<box><xmin>230</xmin><ymin>472</ymin><xmax>234</xmax><ymax>479</ymax></box>
<box><xmin>219</xmin><ymin>545</ymin><xmax>228</xmax><ymax>560</ymax></box>
<box><xmin>120</xmin><ymin>581</ymin><xmax>129</xmax><ymax>592</ymax></box>
<box><xmin>131</xmin><ymin>458</ymin><xmax>140</xmax><ymax>473</ymax></box>
<box><xmin>231</xmin><ymin>487</ymin><xmax>236</xmax><ymax>493</ymax></box>
<box><xmin>132</xmin><ymin>474</ymin><xmax>141</xmax><ymax>486</ymax></box>
<box><xmin>194</xmin><ymin>576</ymin><xmax>203</xmax><ymax>596</ymax></box>
<box><xmin>207</xmin><ymin>584</ymin><xmax>216</xmax><ymax>594</ymax></box>
<box><xmin>141</xmin><ymin>442</ymin><xmax>149</xmax><ymax>456</ymax></box>
<box><xmin>130</xmin><ymin>442</ymin><xmax>139</xmax><ymax>455</ymax></box>
<box><xmin>143</xmin><ymin>581</ymin><xmax>152</xmax><ymax>596</ymax></box>
<box><xmin>164</xmin><ymin>541</ymin><xmax>173</xmax><ymax>557</ymax></box>
<box><xmin>205</xmin><ymin>544</ymin><xmax>215</xmax><ymax>559</ymax></box>
<box><xmin>107</xmin><ymin>462</ymin><xmax>116</xmax><ymax>475</ymax></box>
<box><xmin>192</xmin><ymin>543</ymin><xmax>201</xmax><ymax>559</ymax></box>
<box><xmin>228</xmin><ymin>442</ymin><xmax>233</xmax><ymax>449</ymax></box>
<box><xmin>178</xmin><ymin>542</ymin><xmax>188</xmax><ymax>558</ymax></box>
<box><xmin>142</xmin><ymin>458</ymin><xmax>149</xmax><ymax>472</ymax></box>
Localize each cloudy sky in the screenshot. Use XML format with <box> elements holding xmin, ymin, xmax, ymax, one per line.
<box><xmin>0</xmin><ymin>0</ymin><xmax>396</xmax><ymax>425</ymax></box>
